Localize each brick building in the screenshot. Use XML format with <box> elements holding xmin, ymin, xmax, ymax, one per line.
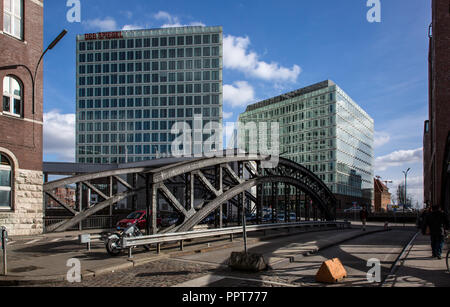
<box><xmin>374</xmin><ymin>178</ymin><xmax>391</xmax><ymax>212</ymax></box>
<box><xmin>0</xmin><ymin>0</ymin><xmax>44</xmax><ymax>236</ymax></box>
<box><xmin>46</xmin><ymin>186</ymin><xmax>76</xmax><ymax>209</ymax></box>
<box><xmin>423</xmin><ymin>0</ymin><xmax>450</xmax><ymax>213</ymax></box>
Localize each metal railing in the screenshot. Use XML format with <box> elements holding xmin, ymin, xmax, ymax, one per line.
<box><xmin>44</xmin><ymin>215</ymin><xmax>115</xmax><ymax>232</ymax></box>
<box><xmin>122</xmin><ymin>221</ymin><xmax>351</xmax><ymax>255</ymax></box>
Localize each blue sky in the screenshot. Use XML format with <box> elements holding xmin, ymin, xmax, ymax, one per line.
<box><xmin>42</xmin><ymin>0</ymin><xmax>430</xmax><ymax>206</ymax></box>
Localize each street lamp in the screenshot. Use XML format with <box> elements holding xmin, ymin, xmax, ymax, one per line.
<box><xmin>0</xmin><ymin>29</ymin><xmax>67</xmax><ymax>115</ymax></box>
<box><xmin>402</xmin><ymin>168</ymin><xmax>411</xmax><ymax>226</ymax></box>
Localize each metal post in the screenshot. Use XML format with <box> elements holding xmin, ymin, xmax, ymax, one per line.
<box><xmin>77</xmin><ymin>183</ymin><xmax>83</xmax><ymax>231</ymax></box>
<box><xmin>156</xmin><ymin>243</ymin><xmax>161</xmax><ymax>254</ymax></box>
<box><xmin>1</xmin><ymin>227</ymin><xmax>7</xmax><ymax>276</ymax></box>
<box><xmin>242</xmin><ymin>205</ymin><xmax>248</xmax><ymax>254</ymax></box>
<box><xmin>109</xmin><ymin>176</ymin><xmax>113</xmax><ymax>228</ymax></box>
<box><xmin>146</xmin><ymin>175</ymin><xmax>151</xmax><ymax>235</ymax></box>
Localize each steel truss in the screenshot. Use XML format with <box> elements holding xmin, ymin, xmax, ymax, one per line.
<box><xmin>43</xmin><ymin>154</ymin><xmax>337</xmax><ymax>233</ymax></box>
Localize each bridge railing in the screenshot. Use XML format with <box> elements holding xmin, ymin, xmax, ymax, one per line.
<box><xmin>122</xmin><ymin>221</ymin><xmax>351</xmax><ymax>254</ymax></box>
<box><xmin>44</xmin><ymin>215</ymin><xmax>115</xmax><ymax>232</ymax></box>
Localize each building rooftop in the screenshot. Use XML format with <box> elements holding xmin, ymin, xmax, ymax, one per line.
<box><xmin>244</xmin><ymin>80</ymin><xmax>335</xmax><ymax>112</ymax></box>
<box><xmin>76</xmin><ymin>26</ymin><xmax>223</xmax><ymax>41</ymax></box>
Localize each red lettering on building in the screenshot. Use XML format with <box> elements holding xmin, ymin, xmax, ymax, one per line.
<box><xmin>84</xmin><ymin>31</ymin><xmax>123</xmax><ymax>41</ymax></box>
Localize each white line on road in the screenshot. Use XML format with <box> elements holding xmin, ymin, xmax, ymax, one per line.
<box><xmin>173</xmin><ymin>274</ymin><xmax>297</xmax><ymax>287</ymax></box>
<box><xmin>24</xmin><ymin>239</ymin><xmax>41</xmax><ymax>245</ymax></box>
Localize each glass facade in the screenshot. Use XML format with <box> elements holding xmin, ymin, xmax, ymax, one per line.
<box><xmin>76</xmin><ymin>26</ymin><xmax>223</xmax><ymax>164</ymax></box>
<box><xmin>238</xmin><ymin>80</ymin><xmax>374</xmax><ymax>200</ymax></box>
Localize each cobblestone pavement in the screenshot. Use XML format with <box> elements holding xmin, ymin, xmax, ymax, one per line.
<box><xmin>38</xmin><ymin>257</ymin><xmax>293</xmax><ymax>287</ymax></box>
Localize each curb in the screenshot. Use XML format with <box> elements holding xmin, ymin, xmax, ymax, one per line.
<box><xmin>380</xmin><ymin>231</ymin><xmax>420</xmax><ymax>287</ymax></box>
<box><xmin>269</xmin><ymin>228</ymin><xmax>391</xmax><ymax>270</ymax></box>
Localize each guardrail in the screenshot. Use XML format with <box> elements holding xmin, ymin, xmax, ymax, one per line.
<box><xmin>122</xmin><ymin>221</ymin><xmax>351</xmax><ymax>256</ymax></box>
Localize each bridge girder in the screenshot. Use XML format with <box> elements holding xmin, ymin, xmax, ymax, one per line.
<box><xmin>43</xmin><ymin>154</ymin><xmax>337</xmax><ymax>233</ymax></box>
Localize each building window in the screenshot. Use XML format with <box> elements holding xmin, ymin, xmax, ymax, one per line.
<box><xmin>3</xmin><ymin>0</ymin><xmax>22</xmax><ymax>39</ymax></box>
<box><xmin>2</xmin><ymin>76</ymin><xmax>22</xmax><ymax>116</ymax></box>
<box><xmin>0</xmin><ymin>154</ymin><xmax>12</xmax><ymax>210</ymax></box>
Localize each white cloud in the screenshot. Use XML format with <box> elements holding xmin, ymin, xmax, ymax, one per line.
<box><xmin>223</xmin><ymin>35</ymin><xmax>301</xmax><ymax>82</ymax></box>
<box><xmin>224</xmin><ymin>81</ymin><xmax>255</xmax><ymax>108</ymax></box>
<box><xmin>122</xmin><ymin>24</ymin><xmax>144</xmax><ymax>31</ymax></box>
<box><xmin>374</xmin><ymin>131</ymin><xmax>391</xmax><ymax>148</ymax></box>
<box><xmin>83</xmin><ymin>17</ymin><xmax>118</xmax><ymax>32</ymax></box>
<box><xmin>375</xmin><ymin>147</ymin><xmax>423</xmax><ymax>172</ymax></box>
<box><xmin>44</xmin><ymin>111</ymin><xmax>75</xmax><ymax>162</ymax></box>
<box><xmin>223</xmin><ymin>112</ymin><xmax>234</xmax><ymax>120</ymax></box>
<box><xmin>153</xmin><ymin>11</ymin><xmax>205</xmax><ymax>28</ymax></box>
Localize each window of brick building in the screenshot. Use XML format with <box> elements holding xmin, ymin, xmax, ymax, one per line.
<box><xmin>3</xmin><ymin>0</ymin><xmax>23</xmax><ymax>39</ymax></box>
<box><xmin>2</xmin><ymin>76</ymin><xmax>22</xmax><ymax>116</ymax></box>
<box><xmin>0</xmin><ymin>154</ymin><xmax>12</xmax><ymax>209</ymax></box>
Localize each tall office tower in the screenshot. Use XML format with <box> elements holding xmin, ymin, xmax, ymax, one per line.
<box><xmin>238</xmin><ymin>80</ymin><xmax>374</xmax><ymax>209</ymax></box>
<box><xmin>76</xmin><ymin>26</ymin><xmax>223</xmax><ymax>164</ymax></box>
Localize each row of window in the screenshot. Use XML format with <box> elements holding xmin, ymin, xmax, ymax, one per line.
<box><xmin>77</xmin><ymin>155</ymin><xmax>172</xmax><ymax>164</ymax></box>
<box><xmin>79</xmin><ymin>47</ymin><xmax>220</xmax><ymax>62</ymax></box>
<box><xmin>78</xmin><ymin>96</ymin><xmax>220</xmax><ymax>109</ymax></box>
<box><xmin>79</xmin><ymin>34</ymin><xmax>221</xmax><ymax>51</ymax></box>
<box><xmin>78</xmin><ymin>83</ymin><xmax>221</xmax><ymax>97</ymax></box>
<box><xmin>79</xmin><ymin>107</ymin><xmax>220</xmax><ymax>122</ymax></box>
<box><xmin>78</xmin><ymin>144</ymin><xmax>172</xmax><ymax>155</ymax></box>
<box><xmin>79</xmin><ymin>71</ymin><xmax>221</xmax><ymax>85</ymax></box>
<box><xmin>78</xmin><ymin>59</ymin><xmax>221</xmax><ymax>73</ymax></box>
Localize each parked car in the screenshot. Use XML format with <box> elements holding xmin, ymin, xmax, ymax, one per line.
<box><xmin>262</xmin><ymin>214</ymin><xmax>273</xmax><ymax>223</ymax></box>
<box><xmin>161</xmin><ymin>213</ymin><xmax>180</xmax><ymax>227</ymax></box>
<box><xmin>246</xmin><ymin>213</ymin><xmax>257</xmax><ymax>223</ymax></box>
<box><xmin>344</xmin><ymin>206</ymin><xmax>362</xmax><ymax>213</ymax></box>
<box><xmin>201</xmin><ymin>212</ymin><xmax>228</xmax><ymax>224</ymax></box>
<box><xmin>277</xmin><ymin>213</ymin><xmax>286</xmax><ymax>222</ymax></box>
<box><xmin>288</xmin><ymin>213</ymin><xmax>297</xmax><ymax>222</ymax></box>
<box><xmin>116</xmin><ymin>210</ymin><xmax>161</xmax><ymax>230</ymax></box>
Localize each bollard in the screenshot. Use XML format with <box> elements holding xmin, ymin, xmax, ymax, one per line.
<box><xmin>1</xmin><ymin>227</ymin><xmax>7</xmax><ymax>276</ymax></box>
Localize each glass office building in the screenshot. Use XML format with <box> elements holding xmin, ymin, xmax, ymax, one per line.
<box><xmin>75</xmin><ymin>26</ymin><xmax>223</xmax><ymax>164</ymax></box>
<box><xmin>238</xmin><ymin>80</ymin><xmax>374</xmax><ymax>207</ymax></box>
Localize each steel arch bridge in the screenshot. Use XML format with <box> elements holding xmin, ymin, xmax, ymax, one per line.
<box><xmin>43</xmin><ymin>153</ymin><xmax>337</xmax><ymax>234</ymax></box>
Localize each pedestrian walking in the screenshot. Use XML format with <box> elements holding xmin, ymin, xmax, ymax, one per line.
<box><xmin>422</xmin><ymin>205</ymin><xmax>449</xmax><ymax>259</ymax></box>
<box><xmin>360</xmin><ymin>206</ymin><xmax>368</xmax><ymax>231</ymax></box>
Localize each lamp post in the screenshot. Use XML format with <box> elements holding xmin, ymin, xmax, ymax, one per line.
<box><xmin>0</xmin><ymin>29</ymin><xmax>67</xmax><ymax>115</ymax></box>
<box><xmin>402</xmin><ymin>168</ymin><xmax>411</xmax><ymax>226</ymax></box>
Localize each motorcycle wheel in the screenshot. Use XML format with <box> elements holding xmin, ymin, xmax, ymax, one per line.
<box><xmin>106</xmin><ymin>238</ymin><xmax>122</xmax><ymax>256</ymax></box>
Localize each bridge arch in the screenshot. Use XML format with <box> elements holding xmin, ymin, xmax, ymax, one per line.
<box><xmin>43</xmin><ymin>153</ymin><xmax>337</xmax><ymax>233</ymax></box>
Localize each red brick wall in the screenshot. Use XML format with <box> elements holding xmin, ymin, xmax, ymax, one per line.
<box><xmin>425</xmin><ymin>0</ymin><xmax>450</xmax><ymax>207</ymax></box>
<box><xmin>0</xmin><ymin>0</ymin><xmax>44</xmax><ymax>171</ymax></box>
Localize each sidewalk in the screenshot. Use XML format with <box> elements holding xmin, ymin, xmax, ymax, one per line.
<box><xmin>0</xmin><ymin>225</ymin><xmax>381</xmax><ymax>286</ymax></box>
<box><xmin>383</xmin><ymin>234</ymin><xmax>450</xmax><ymax>287</ymax></box>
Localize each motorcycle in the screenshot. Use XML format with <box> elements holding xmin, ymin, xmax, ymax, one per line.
<box><xmin>105</xmin><ymin>222</ymin><xmax>151</xmax><ymax>256</ymax></box>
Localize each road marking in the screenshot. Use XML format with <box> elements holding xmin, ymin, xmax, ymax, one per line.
<box><xmin>24</xmin><ymin>239</ymin><xmax>41</xmax><ymax>245</ymax></box>
<box><xmin>173</xmin><ymin>275</ymin><xmax>226</xmax><ymax>287</ymax></box>
<box><xmin>50</xmin><ymin>238</ymin><xmax>63</xmax><ymax>243</ymax></box>
<box><xmin>173</xmin><ymin>274</ymin><xmax>297</xmax><ymax>287</ymax></box>
<box><xmin>171</xmin><ymin>257</ymin><xmax>227</xmax><ymax>267</ymax></box>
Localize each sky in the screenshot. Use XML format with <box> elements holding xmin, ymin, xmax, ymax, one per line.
<box><xmin>42</xmin><ymin>0</ymin><xmax>431</xmax><ymax>207</ymax></box>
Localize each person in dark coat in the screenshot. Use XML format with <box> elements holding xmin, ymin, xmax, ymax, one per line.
<box><xmin>360</xmin><ymin>206</ymin><xmax>368</xmax><ymax>231</ymax></box>
<box><xmin>422</xmin><ymin>205</ymin><xmax>449</xmax><ymax>259</ymax></box>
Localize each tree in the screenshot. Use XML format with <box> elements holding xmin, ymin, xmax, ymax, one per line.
<box><xmin>396</xmin><ymin>183</ymin><xmax>413</xmax><ymax>208</ymax></box>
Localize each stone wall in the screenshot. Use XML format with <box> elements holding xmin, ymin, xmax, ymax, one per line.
<box><xmin>0</xmin><ymin>169</ymin><xmax>43</xmax><ymax>236</ymax></box>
